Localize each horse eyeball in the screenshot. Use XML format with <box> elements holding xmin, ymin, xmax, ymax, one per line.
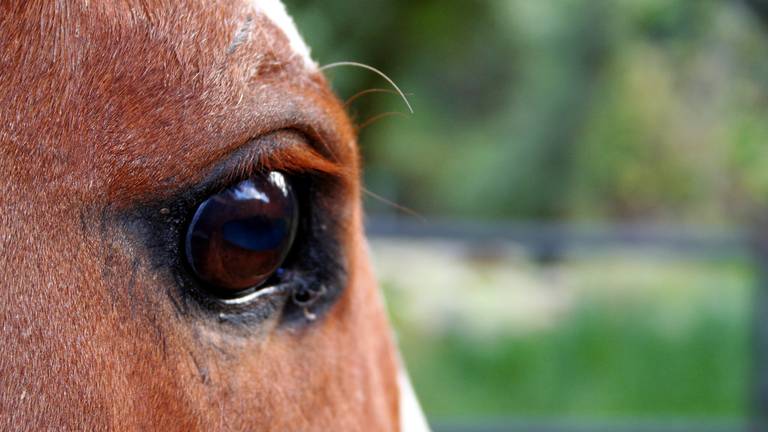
<box><xmin>185</xmin><ymin>171</ymin><xmax>298</xmax><ymax>296</ymax></box>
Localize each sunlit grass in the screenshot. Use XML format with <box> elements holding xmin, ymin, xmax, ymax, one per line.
<box><xmin>379</xmin><ymin>243</ymin><xmax>753</xmax><ymax>419</ymax></box>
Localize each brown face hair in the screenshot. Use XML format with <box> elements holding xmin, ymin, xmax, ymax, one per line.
<box><xmin>0</xmin><ymin>1</ymin><xmax>400</xmax><ymax>430</ymax></box>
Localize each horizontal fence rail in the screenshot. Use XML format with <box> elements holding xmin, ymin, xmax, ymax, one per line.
<box><xmin>366</xmin><ymin>217</ymin><xmax>749</xmax><ymax>258</ymax></box>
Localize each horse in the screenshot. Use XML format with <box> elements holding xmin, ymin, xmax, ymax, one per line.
<box><xmin>0</xmin><ymin>1</ymin><xmax>429</xmax><ymax>430</ymax></box>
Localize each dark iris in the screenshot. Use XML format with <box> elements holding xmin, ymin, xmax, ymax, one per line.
<box><xmin>185</xmin><ymin>171</ymin><xmax>298</xmax><ymax>296</ymax></box>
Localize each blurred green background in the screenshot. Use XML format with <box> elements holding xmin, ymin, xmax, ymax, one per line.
<box><xmin>287</xmin><ymin>0</ymin><xmax>768</xmax><ymax>427</ymax></box>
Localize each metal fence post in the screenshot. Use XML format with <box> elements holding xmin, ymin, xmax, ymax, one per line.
<box><xmin>750</xmin><ymin>217</ymin><xmax>768</xmax><ymax>431</ymax></box>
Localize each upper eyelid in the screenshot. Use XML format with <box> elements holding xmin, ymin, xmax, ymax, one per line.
<box><xmin>125</xmin><ymin>129</ymin><xmax>349</xmax><ymax>208</ymax></box>
<box><xmin>225</xmin><ymin>130</ymin><xmax>349</xmax><ymax>182</ymax></box>
<box><xmin>203</xmin><ymin>130</ymin><xmax>349</xmax><ymax>200</ymax></box>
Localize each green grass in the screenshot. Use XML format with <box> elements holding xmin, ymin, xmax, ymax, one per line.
<box><xmin>385</xmin><ymin>255</ymin><xmax>753</xmax><ymax>420</ymax></box>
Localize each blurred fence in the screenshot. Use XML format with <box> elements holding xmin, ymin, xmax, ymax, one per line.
<box><xmin>366</xmin><ymin>217</ymin><xmax>766</xmax><ymax>432</ymax></box>
<box><xmin>367</xmin><ymin>217</ymin><xmax>749</xmax><ymax>259</ymax></box>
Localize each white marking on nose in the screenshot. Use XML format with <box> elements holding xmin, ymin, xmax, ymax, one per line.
<box><xmin>398</xmin><ymin>368</ymin><xmax>431</xmax><ymax>432</ymax></box>
<box><xmin>248</xmin><ymin>0</ymin><xmax>317</xmax><ymax>70</ymax></box>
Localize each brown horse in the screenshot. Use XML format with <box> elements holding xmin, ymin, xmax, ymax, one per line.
<box><xmin>0</xmin><ymin>1</ymin><xmax>428</xmax><ymax>430</ymax></box>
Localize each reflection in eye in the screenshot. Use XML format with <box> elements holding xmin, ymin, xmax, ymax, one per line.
<box><xmin>184</xmin><ymin>171</ymin><xmax>298</xmax><ymax>297</ymax></box>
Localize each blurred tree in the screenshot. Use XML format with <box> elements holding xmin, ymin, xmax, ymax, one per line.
<box><xmin>287</xmin><ymin>0</ymin><xmax>768</xmax><ymax>224</ymax></box>
<box><xmin>492</xmin><ymin>0</ymin><xmax>612</xmax><ymax>219</ymax></box>
<box><xmin>745</xmin><ymin>0</ymin><xmax>768</xmax><ymax>29</ymax></box>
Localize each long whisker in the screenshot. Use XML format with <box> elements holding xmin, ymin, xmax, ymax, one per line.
<box><xmin>362</xmin><ymin>187</ymin><xmax>426</xmax><ymax>222</ymax></box>
<box><xmin>320</xmin><ymin>61</ymin><xmax>414</xmax><ymax>114</ymax></box>
<box><xmin>344</xmin><ymin>88</ymin><xmax>400</xmax><ymax>107</ymax></box>
<box><xmin>358</xmin><ymin>111</ymin><xmax>409</xmax><ymax>131</ymax></box>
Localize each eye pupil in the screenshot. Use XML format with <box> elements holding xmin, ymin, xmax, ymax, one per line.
<box><xmin>185</xmin><ymin>171</ymin><xmax>298</xmax><ymax>295</ymax></box>
<box><xmin>221</xmin><ymin>216</ymin><xmax>289</xmax><ymax>250</ymax></box>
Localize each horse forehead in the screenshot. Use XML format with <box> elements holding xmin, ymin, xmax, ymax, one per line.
<box><xmin>250</xmin><ymin>0</ymin><xmax>316</xmax><ymax>69</ymax></box>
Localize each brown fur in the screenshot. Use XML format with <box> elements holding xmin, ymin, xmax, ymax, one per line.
<box><xmin>0</xmin><ymin>1</ymin><xmax>400</xmax><ymax>430</ymax></box>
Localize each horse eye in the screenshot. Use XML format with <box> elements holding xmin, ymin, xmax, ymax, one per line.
<box><xmin>184</xmin><ymin>171</ymin><xmax>299</xmax><ymax>297</ymax></box>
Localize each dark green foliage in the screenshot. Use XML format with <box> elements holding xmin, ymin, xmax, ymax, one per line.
<box><xmin>287</xmin><ymin>0</ymin><xmax>768</xmax><ymax>222</ymax></box>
